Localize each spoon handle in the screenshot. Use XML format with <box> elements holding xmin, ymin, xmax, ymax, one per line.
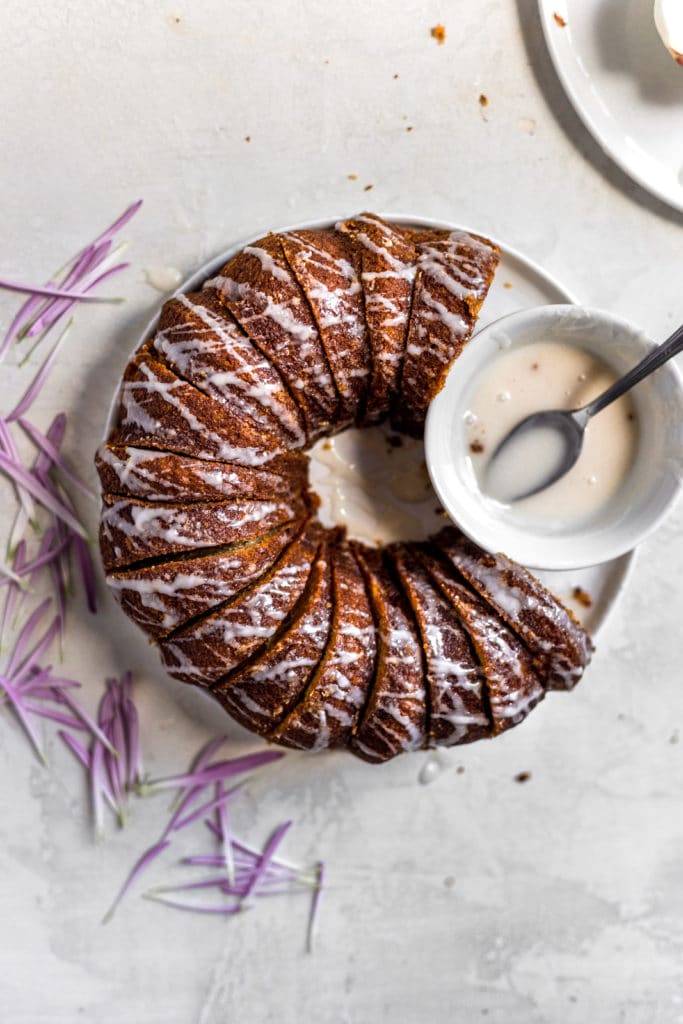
<box><xmin>582</xmin><ymin>322</ymin><xmax>683</xmax><ymax>420</ymax></box>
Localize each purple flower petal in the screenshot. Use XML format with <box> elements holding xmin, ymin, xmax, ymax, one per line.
<box><xmin>22</xmin><ymin>702</ymin><xmax>87</xmax><ymax>730</ymax></box>
<box><xmin>12</xmin><ymin>615</ymin><xmax>62</xmax><ymax>684</ymax></box>
<box><xmin>123</xmin><ymin>696</ymin><xmax>141</xmax><ymax>787</ymax></box>
<box><xmin>102</xmin><ymin>838</ymin><xmax>171</xmax><ymax>924</ymax></box>
<box><xmin>0</xmin><ymin>277</ymin><xmax>125</xmax><ymax>302</ymax></box>
<box><xmin>90</xmin><ymin>741</ymin><xmax>107</xmax><ymax>840</ymax></box>
<box><xmin>59</xmin><ymin>729</ymin><xmax>91</xmax><ymax>768</ymax></box>
<box><xmin>53</xmin><ymin>689</ymin><xmax>118</xmax><ymax>756</ymax></box>
<box><xmin>0</xmin><ymin>674</ymin><xmax>46</xmax><ymax>764</ymax></box>
<box><xmin>0</xmin><ymin>450</ymin><xmax>89</xmax><ymax>539</ymax></box>
<box><xmin>242</xmin><ymin>821</ymin><xmax>292</xmax><ymax>901</ymax></box>
<box><xmin>142</xmin><ymin>892</ymin><xmax>246</xmax><ymax>916</ymax></box>
<box><xmin>216</xmin><ymin>781</ymin><xmax>235</xmax><ymax>886</ymax></box>
<box><xmin>169</xmin><ymin>782</ymin><xmax>246</xmax><ymax>834</ymax></box>
<box><xmin>7</xmin><ymin>330</ymin><xmax>68</xmax><ymax>423</ymax></box>
<box><xmin>306</xmin><ymin>862</ymin><xmax>325</xmax><ymax>954</ymax></box>
<box><xmin>5</xmin><ymin>597</ymin><xmax>51</xmax><ymax>678</ymax></box>
<box><xmin>93</xmin><ymin>200</ymin><xmax>143</xmax><ymax>244</ymax></box>
<box><xmin>147</xmin><ymin>749</ymin><xmax>283</xmax><ymax>793</ymax></box>
<box><xmin>17</xmin><ymin>419</ymin><xmax>94</xmax><ymax>499</ymax></box>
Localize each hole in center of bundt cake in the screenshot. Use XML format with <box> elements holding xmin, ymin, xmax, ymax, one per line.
<box><xmin>308</xmin><ymin>425</ymin><xmax>447</xmax><ymax>546</ymax></box>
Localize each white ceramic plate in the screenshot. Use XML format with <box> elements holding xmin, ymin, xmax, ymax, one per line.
<box><xmin>538</xmin><ymin>0</ymin><xmax>683</xmax><ymax>213</ymax></box>
<box><xmin>105</xmin><ymin>215</ymin><xmax>633</xmax><ymax>636</ymax></box>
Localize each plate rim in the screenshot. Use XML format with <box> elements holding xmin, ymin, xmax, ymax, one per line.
<box><xmin>102</xmin><ymin>212</ymin><xmax>633</xmax><ymax>635</ymax></box>
<box><xmin>537</xmin><ymin>0</ymin><xmax>683</xmax><ymax>215</ymax></box>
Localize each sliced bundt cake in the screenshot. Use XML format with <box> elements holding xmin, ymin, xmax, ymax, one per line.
<box><xmin>97</xmin><ymin>214</ymin><xmax>593</xmax><ymax>764</ymax></box>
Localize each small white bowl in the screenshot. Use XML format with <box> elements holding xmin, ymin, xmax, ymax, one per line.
<box><xmin>425</xmin><ymin>305</ymin><xmax>683</xmax><ymax>570</ymax></box>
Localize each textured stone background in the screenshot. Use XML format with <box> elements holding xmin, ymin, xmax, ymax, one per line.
<box><xmin>0</xmin><ymin>1</ymin><xmax>681</xmax><ymax>1022</ymax></box>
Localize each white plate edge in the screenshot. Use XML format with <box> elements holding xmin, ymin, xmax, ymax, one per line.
<box><xmin>537</xmin><ymin>0</ymin><xmax>683</xmax><ymax>215</ymax></box>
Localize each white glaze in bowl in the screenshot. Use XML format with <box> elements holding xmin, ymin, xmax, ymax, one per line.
<box><xmin>425</xmin><ymin>304</ymin><xmax>683</xmax><ymax>569</ymax></box>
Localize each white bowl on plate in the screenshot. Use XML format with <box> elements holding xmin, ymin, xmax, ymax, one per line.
<box><xmin>425</xmin><ymin>304</ymin><xmax>683</xmax><ymax>570</ymax></box>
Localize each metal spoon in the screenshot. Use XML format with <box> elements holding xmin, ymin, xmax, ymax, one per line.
<box><xmin>486</xmin><ymin>321</ymin><xmax>683</xmax><ymax>503</ymax></box>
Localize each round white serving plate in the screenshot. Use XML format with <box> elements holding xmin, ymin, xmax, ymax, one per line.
<box><xmin>103</xmin><ymin>214</ymin><xmax>634</xmax><ymax>636</ymax></box>
<box><xmin>538</xmin><ymin>0</ymin><xmax>683</xmax><ymax>213</ymax></box>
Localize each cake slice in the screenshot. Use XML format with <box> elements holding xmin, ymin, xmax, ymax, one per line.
<box><xmin>390</xmin><ymin>544</ymin><xmax>491</xmax><ymax>748</ymax></box>
<box><xmin>281</xmin><ymin>229</ymin><xmax>370</xmax><ymax>424</ymax></box>
<box><xmin>99</xmin><ymin>493</ymin><xmax>304</xmax><ymax>573</ymax></box>
<box><xmin>116</xmin><ymin>347</ymin><xmax>292</xmax><ymax>466</ymax></box>
<box><xmin>211</xmin><ymin>536</ymin><xmax>334</xmax><ymax>736</ymax></box>
<box><xmin>392</xmin><ymin>228</ymin><xmax>499</xmax><ymax>437</ymax></box>
<box><xmin>152</xmin><ymin>290</ymin><xmax>306</xmax><ymax>447</ymax></box>
<box><xmin>433</xmin><ymin>527</ymin><xmax>594</xmax><ymax>691</ymax></box>
<box><xmin>206</xmin><ymin>234</ymin><xmax>339</xmax><ymax>439</ymax></box>
<box><xmin>96</xmin><ymin>444</ymin><xmax>309</xmax><ymax>504</ymax></box>
<box><xmin>158</xmin><ymin>521</ymin><xmax>323</xmax><ymax>686</ymax></box>
<box><xmin>418</xmin><ymin>549</ymin><xmax>545</xmax><ymax>734</ymax></box>
<box><xmin>105</xmin><ymin>521</ymin><xmax>303</xmax><ymax>639</ymax></box>
<box><xmin>336</xmin><ymin>213</ymin><xmax>417</xmax><ymax>424</ymax></box>
<box><xmin>270</xmin><ymin>539</ymin><xmax>376</xmax><ymax>751</ymax></box>
<box><xmin>349</xmin><ymin>544</ymin><xmax>426</xmax><ymax>763</ymax></box>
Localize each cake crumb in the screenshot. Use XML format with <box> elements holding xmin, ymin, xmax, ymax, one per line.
<box><xmin>469</xmin><ymin>440</ymin><xmax>485</xmax><ymax>454</ymax></box>
<box><xmin>347</xmin><ymin>173</ymin><xmax>358</xmax><ymax>181</ymax></box>
<box><xmin>393</xmin><ymin>73</ymin><xmax>399</xmax><ymax>79</ymax></box>
<box><xmin>406</xmin><ymin>125</ymin><xmax>414</xmax><ymax>133</ymax></box>
<box><xmin>322</xmin><ymin>440</ymin><xmax>332</xmax><ymax>451</ymax></box>
<box><xmin>503</xmin><ymin>281</ymin><xmax>513</xmax><ymax>289</ymax></box>
<box><xmin>244</xmin><ymin>135</ymin><xmax>251</xmax><ymax>143</ymax></box>
<box><xmin>572</xmin><ymin>586</ymin><xmax>592</xmax><ymax>608</ymax></box>
<box><xmin>627</xmin><ymin>412</ymin><xmax>635</xmax><ymax>421</ymax></box>
<box><xmin>479</xmin><ymin>94</ymin><xmax>489</xmax><ymax>107</ymax></box>
<box><xmin>431</xmin><ymin>24</ymin><xmax>446</xmax><ymax>44</ymax></box>
<box><xmin>363</xmin><ymin>184</ymin><xmax>374</xmax><ymax>192</ymax></box>
<box><xmin>456</xmin><ymin>765</ymin><xmax>465</xmax><ymax>774</ymax></box>
<box><xmin>531</xmin><ymin>362</ymin><xmax>540</xmax><ymax>370</ymax></box>
<box><xmin>553</xmin><ymin>12</ymin><xmax>567</xmax><ymax>27</ymax></box>
<box><xmin>514</xmin><ymin>771</ymin><xmax>531</xmax><ymax>784</ymax></box>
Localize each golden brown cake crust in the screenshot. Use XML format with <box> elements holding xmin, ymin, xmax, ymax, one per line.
<box><xmin>207</xmin><ymin>234</ymin><xmax>339</xmax><ymax>439</ymax></box>
<box><xmin>281</xmin><ymin>229</ymin><xmax>370</xmax><ymax>424</ymax></box>
<box><xmin>96</xmin><ymin>444</ymin><xmax>309</xmax><ymax>504</ymax></box>
<box><xmin>212</xmin><ymin>538</ymin><xmax>334</xmax><ymax>735</ymax></box>
<box><xmin>337</xmin><ymin>213</ymin><xmax>417</xmax><ymax>425</ymax></box>
<box><xmin>106</xmin><ymin>521</ymin><xmax>303</xmax><ymax>640</ymax></box>
<box><xmin>153</xmin><ymin>289</ymin><xmax>306</xmax><ymax>447</ymax></box>
<box><xmin>270</xmin><ymin>540</ymin><xmax>376</xmax><ymax>751</ymax></box>
<box><xmin>418</xmin><ymin>548</ymin><xmax>545</xmax><ymax>735</ymax></box>
<box><xmin>390</xmin><ymin>544</ymin><xmax>491</xmax><ymax>748</ymax></box>
<box><xmin>158</xmin><ymin>521</ymin><xmax>323</xmax><ymax>687</ymax></box>
<box><xmin>392</xmin><ymin>228</ymin><xmax>500</xmax><ymax>437</ymax></box>
<box><xmin>350</xmin><ymin>544</ymin><xmax>427</xmax><ymax>763</ymax></box>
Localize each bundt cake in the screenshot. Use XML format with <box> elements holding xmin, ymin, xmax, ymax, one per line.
<box><xmin>96</xmin><ymin>214</ymin><xmax>594</xmax><ymax>764</ymax></box>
